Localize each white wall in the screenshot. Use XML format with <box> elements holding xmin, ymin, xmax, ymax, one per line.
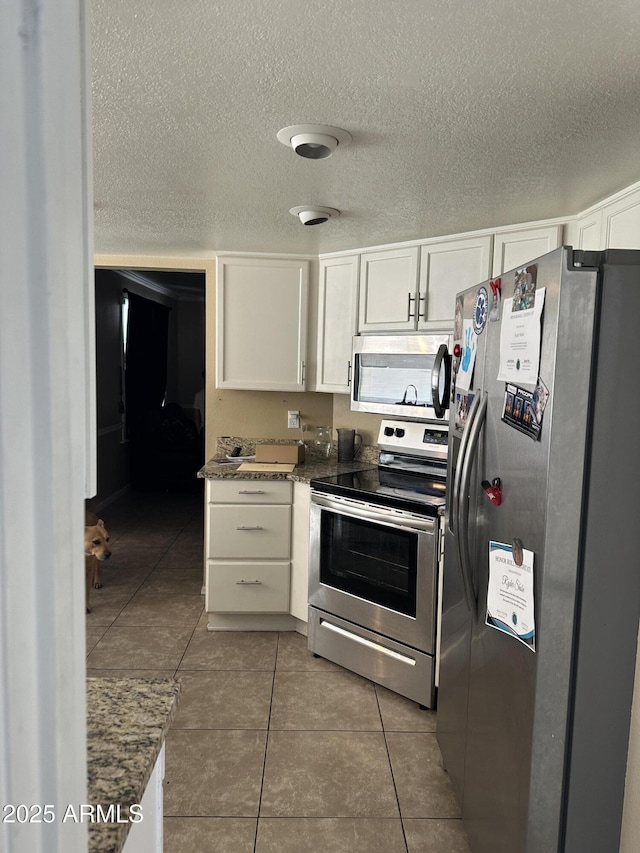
<box><xmin>1</xmin><ymin>1</ymin><xmax>91</xmax><ymax>850</ymax></box>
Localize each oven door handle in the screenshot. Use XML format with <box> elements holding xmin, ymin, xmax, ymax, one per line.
<box><xmin>310</xmin><ymin>493</ymin><xmax>437</xmax><ymax>534</ymax></box>
<box><xmin>456</xmin><ymin>391</ymin><xmax>486</xmax><ymax>614</ymax></box>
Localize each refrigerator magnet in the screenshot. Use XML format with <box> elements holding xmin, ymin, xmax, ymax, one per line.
<box><xmin>456</xmin><ymin>319</ymin><xmax>477</xmax><ymax>393</ymax></box>
<box><xmin>489</xmin><ymin>278</ymin><xmax>502</xmax><ymax>321</ymax></box>
<box><xmin>473</xmin><ymin>286</ymin><xmax>489</xmax><ymax>334</ymax></box>
<box><xmin>502</xmin><ymin>378</ymin><xmax>549</xmax><ymax>441</ymax></box>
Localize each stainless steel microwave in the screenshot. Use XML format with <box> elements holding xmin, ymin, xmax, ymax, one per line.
<box><xmin>350</xmin><ymin>334</ymin><xmax>452</xmax><ymax>422</ymax></box>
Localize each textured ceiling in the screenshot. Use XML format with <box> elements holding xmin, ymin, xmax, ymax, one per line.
<box><xmin>92</xmin><ymin>0</ymin><xmax>640</xmax><ymax>257</ymax></box>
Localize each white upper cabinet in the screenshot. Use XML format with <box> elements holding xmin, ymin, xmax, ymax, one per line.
<box><xmin>316</xmin><ymin>255</ymin><xmax>359</xmax><ymax>393</ymax></box>
<box><xmin>570</xmin><ymin>209</ymin><xmax>604</xmax><ymax>250</ymax></box>
<box><xmin>418</xmin><ymin>235</ymin><xmax>493</xmax><ymax>329</ymax></box>
<box><xmin>216</xmin><ymin>255</ymin><xmax>309</xmax><ymax>391</ymax></box>
<box><xmin>358</xmin><ymin>246</ymin><xmax>420</xmax><ymax>332</ymax></box>
<box><xmin>602</xmin><ymin>188</ymin><xmax>640</xmax><ymax>249</ymax></box>
<box><xmin>492</xmin><ymin>224</ymin><xmax>563</xmax><ymax>276</ymax></box>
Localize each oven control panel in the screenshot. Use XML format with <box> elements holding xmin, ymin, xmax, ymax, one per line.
<box><xmin>378</xmin><ymin>420</ymin><xmax>449</xmax><ymax>460</ymax></box>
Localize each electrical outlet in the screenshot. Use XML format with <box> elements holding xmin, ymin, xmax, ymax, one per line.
<box><xmin>287</xmin><ymin>410</ymin><xmax>300</xmax><ymax>429</ymax></box>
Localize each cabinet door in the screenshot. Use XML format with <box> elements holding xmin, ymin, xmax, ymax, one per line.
<box><xmin>492</xmin><ymin>225</ymin><xmax>563</xmax><ymax>276</ymax></box>
<box><xmin>418</xmin><ymin>236</ymin><xmax>493</xmax><ymax>330</ymax></box>
<box><xmin>206</xmin><ymin>561</ymin><xmax>290</xmax><ymax>612</ymax></box>
<box><xmin>358</xmin><ymin>246</ymin><xmax>419</xmax><ymax>332</ymax></box>
<box><xmin>208</xmin><ymin>504</ymin><xmax>291</xmax><ymax>559</ymax></box>
<box><xmin>216</xmin><ymin>256</ymin><xmax>309</xmax><ymax>391</ymax></box>
<box><xmin>290</xmin><ymin>481</ymin><xmax>311</xmax><ymax>624</ymax></box>
<box><xmin>602</xmin><ymin>188</ymin><xmax>640</xmax><ymax>249</ymax></box>
<box><xmin>316</xmin><ymin>255</ymin><xmax>359</xmax><ymax>393</ymax></box>
<box><xmin>569</xmin><ymin>209</ymin><xmax>604</xmax><ymax>251</ymax></box>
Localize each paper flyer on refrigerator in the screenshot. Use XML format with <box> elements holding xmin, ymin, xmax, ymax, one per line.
<box><xmin>486</xmin><ymin>541</ymin><xmax>536</xmax><ymax>651</ymax></box>
<box><xmin>497</xmin><ymin>283</ymin><xmax>546</xmax><ymax>387</ymax></box>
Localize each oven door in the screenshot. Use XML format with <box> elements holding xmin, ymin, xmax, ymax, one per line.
<box><xmin>309</xmin><ymin>493</ymin><xmax>438</xmax><ymax>652</ymax></box>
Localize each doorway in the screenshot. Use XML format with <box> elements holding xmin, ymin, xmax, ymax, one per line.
<box><xmin>93</xmin><ymin>266</ymin><xmax>206</xmax><ymax>508</ymax></box>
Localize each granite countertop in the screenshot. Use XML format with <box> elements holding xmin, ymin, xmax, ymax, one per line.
<box><xmin>198</xmin><ymin>455</ymin><xmax>375</xmax><ymax>483</ymax></box>
<box><xmin>86</xmin><ymin>677</ymin><xmax>180</xmax><ymax>853</ymax></box>
<box><xmin>198</xmin><ymin>436</ymin><xmax>379</xmax><ymax>483</ymax></box>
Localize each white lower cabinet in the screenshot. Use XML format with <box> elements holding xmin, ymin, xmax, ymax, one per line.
<box><xmin>121</xmin><ymin>745</ymin><xmax>164</xmax><ymax>853</ymax></box>
<box><xmin>290</xmin><ymin>481</ymin><xmax>311</xmax><ymax>627</ymax></box>
<box><xmin>205</xmin><ymin>479</ymin><xmax>295</xmax><ymax>629</ymax></box>
<box><xmin>207</xmin><ymin>561</ymin><xmax>291</xmax><ymax>612</ymax></box>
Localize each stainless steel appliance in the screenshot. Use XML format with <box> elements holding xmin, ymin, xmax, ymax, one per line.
<box><xmin>438</xmin><ymin>247</ymin><xmax>640</xmax><ymax>852</ymax></box>
<box><xmin>350</xmin><ymin>333</ymin><xmax>452</xmax><ymax>421</ymax></box>
<box><xmin>308</xmin><ymin>419</ymin><xmax>448</xmax><ymax>707</ymax></box>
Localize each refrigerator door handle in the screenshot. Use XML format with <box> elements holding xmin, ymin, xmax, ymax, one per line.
<box><xmin>431</xmin><ymin>344</ymin><xmax>452</xmax><ymax>419</ymax></box>
<box><xmin>456</xmin><ymin>391</ymin><xmax>487</xmax><ymax>613</ymax></box>
<box><xmin>450</xmin><ymin>389</ymin><xmax>482</xmax><ymax>537</ymax></box>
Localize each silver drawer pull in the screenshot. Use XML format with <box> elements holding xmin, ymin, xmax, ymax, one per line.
<box><xmin>238</xmin><ymin>490</ymin><xmax>265</xmax><ymax>494</ymax></box>
<box><xmin>236</xmin><ymin>525</ymin><xmax>263</xmax><ymax>531</ymax></box>
<box><xmin>236</xmin><ymin>579</ymin><xmax>262</xmax><ymax>585</ymax></box>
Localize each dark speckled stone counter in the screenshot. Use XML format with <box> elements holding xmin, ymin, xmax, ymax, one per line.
<box><xmin>198</xmin><ymin>456</ymin><xmax>376</xmax><ymax>483</ymax></box>
<box><xmin>86</xmin><ymin>677</ymin><xmax>180</xmax><ymax>853</ymax></box>
<box><xmin>198</xmin><ymin>436</ymin><xmax>379</xmax><ymax>483</ymax></box>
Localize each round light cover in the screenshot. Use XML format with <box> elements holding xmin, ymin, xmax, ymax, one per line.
<box><xmin>289</xmin><ymin>206</ymin><xmax>340</xmax><ymax>226</ymax></box>
<box><xmin>277</xmin><ymin>124</ymin><xmax>352</xmax><ymax>159</ymax></box>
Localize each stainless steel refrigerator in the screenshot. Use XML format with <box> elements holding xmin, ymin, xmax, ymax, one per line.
<box><xmin>437</xmin><ymin>247</ymin><xmax>640</xmax><ymax>853</ymax></box>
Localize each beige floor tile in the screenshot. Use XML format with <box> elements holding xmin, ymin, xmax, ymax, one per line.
<box><xmin>86</xmin><ymin>626</ymin><xmax>108</xmax><ymax>655</ymax></box>
<box><xmin>108</xmin><ymin>543</ymin><xmax>168</xmax><ymax>568</ymax></box>
<box><xmin>256</xmin><ymin>817</ymin><xmax>407</xmax><ymax>852</ymax></box>
<box><xmin>403</xmin><ymin>818</ymin><xmax>471</xmax><ymax>852</ymax></box>
<box><xmin>114</xmin><ymin>527</ymin><xmax>183</xmax><ymax>547</ymax></box>
<box><xmin>86</xmin><ymin>625</ymin><xmax>194</xmax><ymax>670</ymax></box>
<box><xmin>179</xmin><ymin>630</ymin><xmax>278</xmax><ymax>671</ymax></box>
<box><xmin>85</xmin><ymin>591</ymin><xmax>136</xmax><ymax>626</ymax></box>
<box><xmin>94</xmin><ymin>564</ymin><xmax>152</xmax><ymax>592</ymax></box>
<box><xmin>385</xmin><ymin>733</ymin><xmax>461</xmax><ymax>819</ymax></box>
<box><xmin>113</xmin><ymin>592</ymin><xmax>204</xmax><ymax>627</ymax></box>
<box><xmin>260</xmin><ymin>731</ymin><xmax>399</xmax><ymax>818</ymax></box>
<box><xmin>86</xmin><ymin>668</ymin><xmax>177</xmax><ymax>678</ymax></box>
<box><xmin>172</xmin><ymin>671</ymin><xmax>273</xmax><ymax>729</ymax></box>
<box><xmin>140</xmin><ymin>565</ymin><xmax>204</xmax><ymax>594</ymax></box>
<box><xmin>270</xmin><ymin>670</ymin><xmax>381</xmax><ymax>731</ymax></box>
<box><xmin>275</xmin><ymin>631</ymin><xmax>343</xmax><ymax>672</ymax></box>
<box><xmin>164</xmin><ymin>729</ymin><xmax>266</xmax><ymax>816</ymax></box>
<box><xmin>164</xmin><ymin>817</ymin><xmax>256</xmax><ymax>853</ymax></box>
<box><xmin>376</xmin><ymin>684</ymin><xmax>437</xmax><ymax>732</ymax></box>
<box><xmin>156</xmin><ymin>540</ymin><xmax>203</xmax><ymax>568</ymax></box>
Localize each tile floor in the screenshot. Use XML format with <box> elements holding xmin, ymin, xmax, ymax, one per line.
<box><xmin>86</xmin><ymin>488</ymin><xmax>470</xmax><ymax>853</ymax></box>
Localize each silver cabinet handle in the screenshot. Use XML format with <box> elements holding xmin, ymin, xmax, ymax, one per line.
<box><xmin>236</xmin><ymin>525</ymin><xmax>263</xmax><ymax>531</ymax></box>
<box><xmin>417</xmin><ymin>293</ymin><xmax>426</xmax><ymax>320</ymax></box>
<box><xmin>347</xmin><ymin>360</ymin><xmax>352</xmax><ymax>387</ymax></box>
<box><xmin>236</xmin><ymin>579</ymin><xmax>262</xmax><ymax>585</ymax></box>
<box><xmin>407</xmin><ymin>292</ymin><xmax>416</xmax><ymax>320</ymax></box>
<box><xmin>237</xmin><ymin>490</ymin><xmax>265</xmax><ymax>495</ymax></box>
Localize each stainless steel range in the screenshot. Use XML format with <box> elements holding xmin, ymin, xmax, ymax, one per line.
<box><xmin>308</xmin><ymin>419</ymin><xmax>448</xmax><ymax>708</ymax></box>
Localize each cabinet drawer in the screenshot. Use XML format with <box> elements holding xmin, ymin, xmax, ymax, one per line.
<box><xmin>208</xmin><ymin>504</ymin><xmax>291</xmax><ymax>559</ymax></box>
<box><xmin>208</xmin><ymin>479</ymin><xmax>292</xmax><ymax>505</ymax></box>
<box><xmin>206</xmin><ymin>561</ymin><xmax>290</xmax><ymax>612</ymax></box>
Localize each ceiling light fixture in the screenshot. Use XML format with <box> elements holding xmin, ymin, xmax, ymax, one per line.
<box><xmin>277</xmin><ymin>124</ymin><xmax>352</xmax><ymax>159</ymax></box>
<box><xmin>289</xmin><ymin>206</ymin><xmax>340</xmax><ymax>226</ymax></box>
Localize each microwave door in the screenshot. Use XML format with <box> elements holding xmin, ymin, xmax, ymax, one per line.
<box><xmin>350</xmin><ymin>334</ymin><xmax>452</xmax><ymax>421</ymax></box>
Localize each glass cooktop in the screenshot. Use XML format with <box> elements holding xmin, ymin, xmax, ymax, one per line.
<box><xmin>311</xmin><ymin>466</ymin><xmax>446</xmax><ymax>517</ymax></box>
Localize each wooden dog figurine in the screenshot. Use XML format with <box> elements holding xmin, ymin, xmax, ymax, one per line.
<box><xmin>85</xmin><ymin>511</ymin><xmax>111</xmax><ymax>613</ymax></box>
